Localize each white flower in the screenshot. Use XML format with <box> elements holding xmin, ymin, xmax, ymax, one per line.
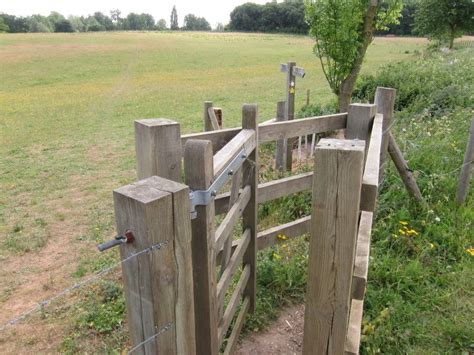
<box><xmin>435</xmin><ymin>216</ymin><xmax>441</xmax><ymax>222</ymax></box>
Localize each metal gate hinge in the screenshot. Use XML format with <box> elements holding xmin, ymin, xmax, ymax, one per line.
<box><xmin>189</xmin><ymin>149</ymin><xmax>247</xmax><ymax>219</ymax></box>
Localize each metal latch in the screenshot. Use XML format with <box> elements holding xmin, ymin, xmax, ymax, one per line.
<box><xmin>189</xmin><ymin>149</ymin><xmax>247</xmax><ymax>219</ymax></box>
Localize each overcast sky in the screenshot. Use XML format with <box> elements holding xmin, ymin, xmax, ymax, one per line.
<box><xmin>1</xmin><ymin>0</ymin><xmax>270</xmax><ymax>28</ymax></box>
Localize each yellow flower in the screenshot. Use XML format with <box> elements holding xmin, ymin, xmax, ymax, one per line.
<box><xmin>398</xmin><ymin>229</ymin><xmax>406</xmax><ymax>235</ymax></box>
<box><xmin>466</xmin><ymin>247</ymin><xmax>474</xmax><ymax>256</ymax></box>
<box><xmin>277</xmin><ymin>234</ymin><xmax>288</xmax><ymax>240</ymax></box>
<box><xmin>282</xmin><ymin>243</ymin><xmax>288</xmax><ymax>249</ymax></box>
<box><xmin>429</xmin><ymin>243</ymin><xmax>435</xmax><ymax>249</ymax></box>
<box><xmin>399</xmin><ymin>221</ymin><xmax>408</xmax><ymax>226</ymax></box>
<box><xmin>273</xmin><ymin>252</ymin><xmax>282</xmax><ymax>260</ymax></box>
<box><xmin>407</xmin><ymin>229</ymin><xmax>419</xmax><ymax>236</ymax></box>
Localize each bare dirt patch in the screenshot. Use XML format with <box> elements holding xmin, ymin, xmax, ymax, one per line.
<box><xmin>236</xmin><ymin>304</ymin><xmax>305</xmax><ymax>355</ymax></box>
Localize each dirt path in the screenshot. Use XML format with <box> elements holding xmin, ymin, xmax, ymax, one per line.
<box><xmin>236</xmin><ymin>304</ymin><xmax>305</xmax><ymax>355</ymax></box>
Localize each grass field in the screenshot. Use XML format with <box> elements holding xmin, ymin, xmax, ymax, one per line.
<box><xmin>0</xmin><ymin>31</ymin><xmax>434</xmax><ymax>353</ymax></box>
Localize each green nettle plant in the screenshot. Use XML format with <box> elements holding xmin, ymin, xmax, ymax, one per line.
<box><xmin>305</xmin><ymin>0</ymin><xmax>403</xmax><ymax>111</ymax></box>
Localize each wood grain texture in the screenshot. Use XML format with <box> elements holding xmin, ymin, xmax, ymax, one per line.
<box><xmin>256</xmin><ymin>216</ymin><xmax>311</xmax><ymax>250</ymax></box>
<box><xmin>214</xmin><ymin>172</ymin><xmax>313</xmax><ymax>215</ymax></box>
<box><xmin>182</xmin><ymin>127</ymin><xmax>240</xmax><ymax>154</ymax></box>
<box><xmin>241</xmin><ymin>104</ymin><xmax>258</xmax><ymax>313</ymax></box>
<box><xmin>208</xmin><ymin>106</ymin><xmax>221</xmax><ymax>131</ymax></box>
<box><xmin>344</xmin><ymin>299</ymin><xmax>364</xmax><ymax>355</ymax></box>
<box><xmin>259</xmin><ymin>113</ymin><xmax>347</xmax><ymax>143</ymax></box>
<box><xmin>135</xmin><ymin>119</ymin><xmax>182</xmax><ymax>182</ymax></box>
<box><xmin>456</xmin><ymin>118</ymin><xmax>474</xmax><ymax>204</ymax></box>
<box><xmin>375</xmin><ymin>87</ymin><xmax>396</xmax><ymax>184</ymax></box>
<box><xmin>346</xmin><ymin>104</ymin><xmax>376</xmax><ymax>161</ymax></box>
<box><xmin>388</xmin><ymin>132</ymin><xmax>423</xmax><ymax>202</ymax></box>
<box><xmin>213</xmin><ymin>129</ymin><xmax>256</xmax><ymax>178</ymax></box>
<box><xmin>351</xmin><ymin>211</ymin><xmax>373</xmax><ymax>301</ymax></box>
<box><xmin>360</xmin><ymin>113</ymin><xmax>383</xmax><ymax>212</ymax></box>
<box><xmin>184</xmin><ymin>139</ymin><xmax>219</xmax><ymax>355</ymax></box>
<box><xmin>114</xmin><ymin>176</ymin><xmax>196</xmax><ymax>354</ymax></box>
<box><xmin>303</xmin><ymin>138</ymin><xmax>365</xmax><ymax>355</ymax></box>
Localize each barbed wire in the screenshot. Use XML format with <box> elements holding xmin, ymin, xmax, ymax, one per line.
<box><xmin>0</xmin><ymin>240</ymin><xmax>168</xmax><ymax>332</ymax></box>
<box><xmin>127</xmin><ymin>322</ymin><xmax>174</xmax><ymax>354</ymax></box>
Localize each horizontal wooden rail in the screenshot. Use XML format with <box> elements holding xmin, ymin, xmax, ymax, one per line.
<box><xmin>351</xmin><ymin>211</ymin><xmax>373</xmax><ymax>300</ymax></box>
<box><xmin>216</xmin><ymin>229</ymin><xmax>251</xmax><ymax>313</ymax></box>
<box><xmin>344</xmin><ymin>299</ymin><xmax>364</xmax><ymax>355</ymax></box>
<box><xmin>218</xmin><ymin>264</ymin><xmax>251</xmax><ymax>346</ymax></box>
<box><xmin>181</xmin><ymin>113</ymin><xmax>348</xmax><ymax>154</ymax></box>
<box><xmin>216</xmin><ymin>216</ymin><xmax>311</xmax><ymax>264</ymax></box>
<box><xmin>360</xmin><ymin>113</ymin><xmax>383</xmax><ymax>212</ymax></box>
<box><xmin>257</xmin><ymin>216</ymin><xmax>311</xmax><ymax>250</ymax></box>
<box><xmin>215</xmin><ymin>186</ymin><xmax>251</xmax><ymax>251</ymax></box>
<box><xmin>258</xmin><ymin>113</ymin><xmax>347</xmax><ymax>143</ymax></box>
<box><xmin>215</xmin><ymin>172</ymin><xmax>313</xmax><ymax>215</ymax></box>
<box><xmin>213</xmin><ymin>129</ymin><xmax>256</xmax><ymax>177</ymax></box>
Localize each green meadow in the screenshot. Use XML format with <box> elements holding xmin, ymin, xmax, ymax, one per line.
<box><xmin>6</xmin><ymin>31</ymin><xmax>470</xmax><ymax>354</ymax></box>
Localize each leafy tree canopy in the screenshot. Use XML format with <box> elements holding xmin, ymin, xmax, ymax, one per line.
<box><xmin>183</xmin><ymin>14</ymin><xmax>211</xmax><ymax>31</ymax></box>
<box><xmin>305</xmin><ymin>0</ymin><xmax>403</xmax><ymax>110</ymax></box>
<box><xmin>415</xmin><ymin>0</ymin><xmax>473</xmax><ymax>48</ymax></box>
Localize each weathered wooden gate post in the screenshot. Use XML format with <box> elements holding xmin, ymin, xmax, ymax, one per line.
<box><xmin>114</xmin><ymin>176</ymin><xmax>196</xmax><ymax>355</ymax></box>
<box><xmin>135</xmin><ymin>118</ymin><xmax>183</xmax><ymax>182</ymax></box>
<box><xmin>303</xmin><ymin>138</ymin><xmax>365</xmax><ymax>355</ymax></box>
<box><xmin>184</xmin><ymin>139</ymin><xmax>219</xmax><ymax>355</ymax></box>
<box><xmin>375</xmin><ymin>87</ymin><xmax>396</xmax><ymax>182</ymax></box>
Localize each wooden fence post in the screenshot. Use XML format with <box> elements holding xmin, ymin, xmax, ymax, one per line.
<box><xmin>285</xmin><ymin>62</ymin><xmax>296</xmax><ymax>171</ymax></box>
<box><xmin>275</xmin><ymin>101</ymin><xmax>287</xmax><ymax>171</ymax></box>
<box><xmin>456</xmin><ymin>118</ymin><xmax>474</xmax><ymax>204</ymax></box>
<box><xmin>184</xmin><ymin>139</ymin><xmax>219</xmax><ymax>355</ymax></box>
<box><xmin>346</xmin><ymin>103</ymin><xmax>376</xmax><ymax>157</ymax></box>
<box><xmin>242</xmin><ymin>104</ymin><xmax>258</xmax><ymax>312</ymax></box>
<box><xmin>114</xmin><ymin>176</ymin><xmax>196</xmax><ymax>355</ymax></box>
<box><xmin>204</xmin><ymin>101</ymin><xmax>214</xmax><ymax>132</ymax></box>
<box><xmin>303</xmin><ymin>138</ymin><xmax>365</xmax><ymax>355</ymax></box>
<box><xmin>375</xmin><ymin>87</ymin><xmax>396</xmax><ymax>183</ymax></box>
<box><xmin>135</xmin><ymin>119</ymin><xmax>182</xmax><ymax>182</ymax></box>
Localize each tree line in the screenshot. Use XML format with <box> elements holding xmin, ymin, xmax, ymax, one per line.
<box><xmin>0</xmin><ymin>6</ymin><xmax>214</xmax><ymax>33</ymax></box>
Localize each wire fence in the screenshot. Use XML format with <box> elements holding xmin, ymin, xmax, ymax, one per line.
<box><xmin>0</xmin><ymin>240</ymin><xmax>168</xmax><ymax>332</ymax></box>
<box><xmin>127</xmin><ymin>322</ymin><xmax>174</xmax><ymax>354</ymax></box>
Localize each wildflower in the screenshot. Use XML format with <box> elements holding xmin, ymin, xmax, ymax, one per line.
<box><xmin>282</xmin><ymin>243</ymin><xmax>288</xmax><ymax>249</ymax></box>
<box><xmin>429</xmin><ymin>243</ymin><xmax>435</xmax><ymax>249</ymax></box>
<box><xmin>407</xmin><ymin>229</ymin><xmax>419</xmax><ymax>236</ymax></box>
<box><xmin>398</xmin><ymin>229</ymin><xmax>406</xmax><ymax>235</ymax></box>
<box><xmin>277</xmin><ymin>234</ymin><xmax>288</xmax><ymax>240</ymax></box>
<box><xmin>273</xmin><ymin>252</ymin><xmax>282</xmax><ymax>260</ymax></box>
<box><xmin>435</xmin><ymin>216</ymin><xmax>441</xmax><ymax>222</ymax></box>
<box><xmin>467</xmin><ymin>247</ymin><xmax>474</xmax><ymax>257</ymax></box>
<box><xmin>399</xmin><ymin>221</ymin><xmax>408</xmax><ymax>226</ymax></box>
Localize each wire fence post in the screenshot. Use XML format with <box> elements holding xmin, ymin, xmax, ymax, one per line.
<box><xmin>375</xmin><ymin>87</ymin><xmax>396</xmax><ymax>183</ymax></box>
<box><xmin>114</xmin><ymin>176</ymin><xmax>196</xmax><ymax>355</ymax></box>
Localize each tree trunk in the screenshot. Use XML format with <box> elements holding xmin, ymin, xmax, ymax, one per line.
<box><xmin>449</xmin><ymin>28</ymin><xmax>455</xmax><ymax>49</ymax></box>
<box><xmin>337</xmin><ymin>0</ymin><xmax>378</xmax><ymax>112</ymax></box>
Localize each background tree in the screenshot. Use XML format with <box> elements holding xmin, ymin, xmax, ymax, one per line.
<box><xmin>170</xmin><ymin>6</ymin><xmax>179</xmax><ymax>30</ymax></box>
<box><xmin>183</xmin><ymin>14</ymin><xmax>211</xmax><ymax>31</ymax></box>
<box><xmin>93</xmin><ymin>12</ymin><xmax>114</xmax><ymax>31</ymax></box>
<box><xmin>26</xmin><ymin>15</ymin><xmax>53</xmax><ymax>33</ymax></box>
<box><xmin>110</xmin><ymin>9</ymin><xmax>121</xmax><ymax>29</ymax></box>
<box><xmin>68</xmin><ymin>16</ymin><xmax>86</xmax><ymax>32</ymax></box>
<box><xmin>215</xmin><ymin>23</ymin><xmax>225</xmax><ymax>32</ymax></box>
<box><xmin>156</xmin><ymin>19</ymin><xmax>167</xmax><ymax>31</ymax></box>
<box><xmin>305</xmin><ymin>0</ymin><xmax>403</xmax><ymax>111</ymax></box>
<box><xmin>415</xmin><ymin>0</ymin><xmax>473</xmax><ymax>49</ymax></box>
<box><xmin>0</xmin><ymin>14</ymin><xmax>29</xmax><ymax>32</ymax></box>
<box><xmin>0</xmin><ymin>17</ymin><xmax>9</xmax><ymax>32</ymax></box>
<box><xmin>54</xmin><ymin>19</ymin><xmax>74</xmax><ymax>33</ymax></box>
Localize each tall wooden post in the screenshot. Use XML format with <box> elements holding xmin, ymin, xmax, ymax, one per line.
<box><xmin>184</xmin><ymin>140</ymin><xmax>219</xmax><ymax>355</ymax></box>
<box><xmin>303</xmin><ymin>139</ymin><xmax>365</xmax><ymax>355</ymax></box>
<box><xmin>375</xmin><ymin>87</ymin><xmax>396</xmax><ymax>183</ymax></box>
<box><xmin>285</xmin><ymin>62</ymin><xmax>296</xmax><ymax>171</ymax></box>
<box><xmin>241</xmin><ymin>104</ymin><xmax>258</xmax><ymax>312</ymax></box>
<box><xmin>114</xmin><ymin>176</ymin><xmax>196</xmax><ymax>355</ymax></box>
<box><xmin>275</xmin><ymin>101</ymin><xmax>287</xmax><ymax>171</ymax></box>
<box><xmin>135</xmin><ymin>119</ymin><xmax>182</xmax><ymax>182</ymax></box>
<box><xmin>456</xmin><ymin>118</ymin><xmax>474</xmax><ymax>204</ymax></box>
<box><xmin>346</xmin><ymin>103</ymin><xmax>376</xmax><ymax>154</ymax></box>
<box><xmin>203</xmin><ymin>101</ymin><xmax>214</xmax><ymax>132</ymax></box>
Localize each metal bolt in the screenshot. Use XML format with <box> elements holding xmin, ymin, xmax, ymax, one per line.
<box><xmin>211</xmin><ymin>190</ymin><xmax>217</xmax><ymax>197</ymax></box>
<box><xmin>228</xmin><ymin>170</ymin><xmax>234</xmax><ymax>176</ymax></box>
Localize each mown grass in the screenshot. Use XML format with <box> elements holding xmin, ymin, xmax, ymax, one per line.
<box><xmin>3</xmin><ymin>31</ymin><xmax>470</xmax><ymax>353</ymax></box>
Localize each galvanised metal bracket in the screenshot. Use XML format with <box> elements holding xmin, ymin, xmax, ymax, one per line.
<box><xmin>189</xmin><ymin>148</ymin><xmax>247</xmax><ymax>219</ymax></box>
